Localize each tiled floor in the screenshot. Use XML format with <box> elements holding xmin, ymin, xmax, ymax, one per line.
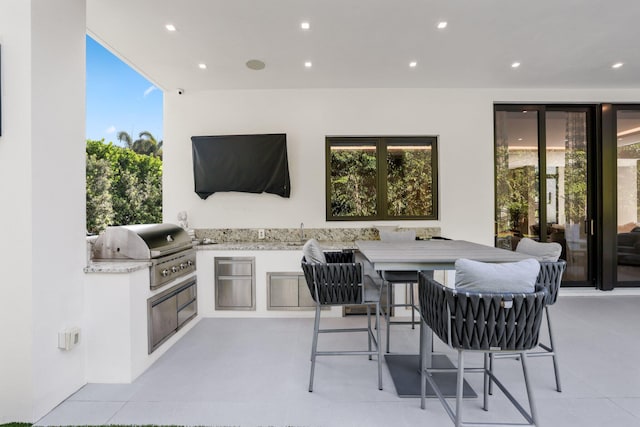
<box><xmin>36</xmin><ymin>295</ymin><xmax>640</xmax><ymax>427</ymax></box>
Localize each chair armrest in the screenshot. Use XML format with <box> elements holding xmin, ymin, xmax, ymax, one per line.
<box><xmin>537</xmin><ymin>260</ymin><xmax>566</xmax><ymax>305</ymax></box>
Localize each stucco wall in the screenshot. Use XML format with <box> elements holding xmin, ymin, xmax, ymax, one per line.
<box><xmin>0</xmin><ymin>0</ymin><xmax>87</xmax><ymax>422</ymax></box>
<box><xmin>163</xmin><ymin>87</ymin><xmax>640</xmax><ymax>246</ymax></box>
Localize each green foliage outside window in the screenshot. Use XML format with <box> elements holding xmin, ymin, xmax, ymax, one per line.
<box><xmin>329</xmin><ymin>147</ymin><xmax>378</xmax><ymax>217</ymax></box>
<box><xmin>86</xmin><ymin>139</ymin><xmax>162</xmax><ymax>234</ymax></box>
<box><xmin>327</xmin><ymin>137</ymin><xmax>438</xmax><ymax>220</ymax></box>
<box><xmin>387</xmin><ymin>147</ymin><xmax>433</xmax><ymax>217</ymax></box>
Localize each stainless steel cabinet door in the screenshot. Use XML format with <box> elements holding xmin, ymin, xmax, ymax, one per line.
<box><xmin>216</xmin><ymin>278</ymin><xmax>254</xmax><ymax>308</ymax></box>
<box><xmin>268</xmin><ymin>274</ymin><xmax>299</xmax><ymax>308</ymax></box>
<box><xmin>298</xmin><ymin>276</ymin><xmax>316</xmax><ymax>307</ymax></box>
<box><xmin>215</xmin><ymin>257</ymin><xmax>256</xmax><ymax>310</ymax></box>
<box><xmin>150</xmin><ymin>295</ymin><xmax>178</xmax><ymax>348</ymax></box>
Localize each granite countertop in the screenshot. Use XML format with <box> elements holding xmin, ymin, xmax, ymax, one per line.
<box><xmin>195</xmin><ymin>240</ymin><xmax>358</xmax><ymax>251</ymax></box>
<box><xmin>84</xmin><ymin>260</ymin><xmax>152</xmax><ymax>274</ymax></box>
<box><xmin>84</xmin><ymin>241</ymin><xmax>357</xmax><ymax>273</ymax></box>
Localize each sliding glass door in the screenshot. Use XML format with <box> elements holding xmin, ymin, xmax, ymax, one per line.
<box><xmin>495</xmin><ymin>105</ymin><xmax>595</xmax><ymax>287</ymax></box>
<box><xmin>614</xmin><ymin>107</ymin><xmax>640</xmax><ymax>286</ymax></box>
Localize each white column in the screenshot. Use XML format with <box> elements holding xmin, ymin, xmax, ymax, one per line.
<box><xmin>0</xmin><ymin>0</ymin><xmax>87</xmax><ymax>422</ymax></box>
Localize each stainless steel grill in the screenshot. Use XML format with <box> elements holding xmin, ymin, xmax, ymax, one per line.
<box><xmin>92</xmin><ymin>223</ymin><xmax>196</xmax><ymax>289</ymax></box>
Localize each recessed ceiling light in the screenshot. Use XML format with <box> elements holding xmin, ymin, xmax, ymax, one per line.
<box><xmin>246</xmin><ymin>59</ymin><xmax>266</xmax><ymax>70</ymax></box>
<box><xmin>437</xmin><ymin>21</ymin><xmax>447</xmax><ymax>29</ymax></box>
<box><xmin>304</xmin><ymin>61</ymin><xmax>312</xmax><ymax>68</ymax></box>
<box><xmin>612</xmin><ymin>62</ymin><xmax>624</xmax><ymax>69</ymax></box>
<box><xmin>301</xmin><ymin>22</ymin><xmax>310</xmax><ymax>30</ymax></box>
<box><xmin>511</xmin><ymin>62</ymin><xmax>521</xmax><ymax>68</ymax></box>
<box><xmin>518</xmin><ymin>138</ymin><xmax>523</xmax><ymax>141</ymax></box>
<box><xmin>165</xmin><ymin>24</ymin><xmax>176</xmax><ymax>32</ymax></box>
<box><xmin>409</xmin><ymin>61</ymin><xmax>417</xmax><ymax>68</ymax></box>
<box><xmin>198</xmin><ymin>63</ymin><xmax>207</xmax><ymax>69</ymax></box>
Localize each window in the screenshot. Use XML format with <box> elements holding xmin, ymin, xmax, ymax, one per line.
<box><xmin>326</xmin><ymin>136</ymin><xmax>438</xmax><ymax>221</ymax></box>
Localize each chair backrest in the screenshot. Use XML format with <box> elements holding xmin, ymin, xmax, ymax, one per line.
<box><xmin>301</xmin><ymin>251</ymin><xmax>363</xmax><ymax>305</ymax></box>
<box><xmin>537</xmin><ymin>260</ymin><xmax>566</xmax><ymax>305</ymax></box>
<box><xmin>418</xmin><ymin>273</ymin><xmax>547</xmax><ymax>352</ymax></box>
<box><xmin>515</xmin><ymin>237</ymin><xmax>562</xmax><ymax>262</ymax></box>
<box><xmin>379</xmin><ymin>229</ymin><xmax>416</xmax><ymax>242</ymax></box>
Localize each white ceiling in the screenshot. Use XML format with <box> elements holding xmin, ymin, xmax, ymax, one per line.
<box><xmin>86</xmin><ymin>0</ymin><xmax>640</xmax><ymax>92</ymax></box>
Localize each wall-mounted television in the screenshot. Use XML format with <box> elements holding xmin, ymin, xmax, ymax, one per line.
<box><xmin>191</xmin><ymin>133</ymin><xmax>290</xmax><ymax>199</ymax></box>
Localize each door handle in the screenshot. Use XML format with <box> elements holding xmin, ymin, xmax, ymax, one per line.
<box><xmin>584</xmin><ymin>219</ymin><xmax>594</xmax><ymax>235</ymax></box>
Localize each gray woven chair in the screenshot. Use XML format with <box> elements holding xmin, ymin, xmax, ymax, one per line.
<box><xmin>490</xmin><ymin>260</ymin><xmax>567</xmax><ymax>393</ymax></box>
<box><xmin>418</xmin><ymin>273</ymin><xmax>547</xmax><ymax>427</ymax></box>
<box><xmin>301</xmin><ymin>251</ymin><xmax>383</xmax><ymax>392</ymax></box>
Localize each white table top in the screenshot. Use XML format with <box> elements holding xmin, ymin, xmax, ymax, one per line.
<box><xmin>355</xmin><ymin>239</ymin><xmax>532</xmax><ymax>271</ymax></box>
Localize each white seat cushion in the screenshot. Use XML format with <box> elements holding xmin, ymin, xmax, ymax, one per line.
<box><xmin>302</xmin><ymin>238</ymin><xmax>326</xmax><ymax>264</ymax></box>
<box><xmin>455</xmin><ymin>258</ymin><xmax>541</xmax><ymax>293</ymax></box>
<box><xmin>516</xmin><ymin>237</ymin><xmax>562</xmax><ymax>261</ymax></box>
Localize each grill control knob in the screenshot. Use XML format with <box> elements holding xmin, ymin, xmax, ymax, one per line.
<box><xmin>180</xmin><ymin>263</ymin><xmax>188</xmax><ymax>269</ymax></box>
<box><xmin>161</xmin><ymin>269</ymin><xmax>170</xmax><ymax>277</ymax></box>
<box><xmin>171</xmin><ymin>266</ymin><xmax>179</xmax><ymax>273</ymax></box>
<box><xmin>187</xmin><ymin>260</ymin><xmax>194</xmax><ymax>266</ymax></box>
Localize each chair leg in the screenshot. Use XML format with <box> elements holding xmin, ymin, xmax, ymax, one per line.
<box><xmin>455</xmin><ymin>349</ymin><xmax>464</xmax><ymax>427</ymax></box>
<box><xmin>520</xmin><ymin>352</ymin><xmax>539</xmax><ymax>426</ymax></box>
<box><xmin>409</xmin><ymin>282</ymin><xmax>416</xmax><ymax>329</ymax></box>
<box><xmin>308</xmin><ymin>304</ymin><xmax>321</xmax><ymax>392</ymax></box>
<box><xmin>546</xmin><ymin>307</ymin><xmax>562</xmax><ymax>392</ymax></box>
<box><xmin>367</xmin><ymin>304</ymin><xmax>372</xmax><ymax>361</ymax></box>
<box><xmin>386</xmin><ymin>281</ymin><xmax>392</xmax><ymax>353</ymax></box>
<box><xmin>488</xmin><ymin>352</ymin><xmax>494</xmax><ymax>395</ymax></box>
<box><xmin>420</xmin><ymin>329</ymin><xmax>427</xmax><ymax>409</ymax></box>
<box><xmin>483</xmin><ymin>353</ymin><xmax>490</xmax><ymax>411</ymax></box>
<box><xmin>376</xmin><ymin>301</ymin><xmax>383</xmax><ymax>390</ymax></box>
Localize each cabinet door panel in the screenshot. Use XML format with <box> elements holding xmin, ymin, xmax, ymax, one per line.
<box><xmin>298</xmin><ymin>276</ymin><xmax>316</xmax><ymax>307</ymax></box>
<box><xmin>217</xmin><ymin>278</ymin><xmax>253</xmax><ymax>308</ymax></box>
<box><xmin>269</xmin><ymin>275</ymin><xmax>299</xmax><ymax>307</ymax></box>
<box><xmin>217</xmin><ymin>261</ymin><xmax>253</xmax><ymax>276</ymax></box>
<box><xmin>150</xmin><ymin>296</ymin><xmax>178</xmax><ymax>348</ymax></box>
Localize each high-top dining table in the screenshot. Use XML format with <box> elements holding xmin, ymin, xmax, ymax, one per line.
<box><xmin>355</xmin><ymin>239</ymin><xmax>533</xmax><ymax>398</ymax></box>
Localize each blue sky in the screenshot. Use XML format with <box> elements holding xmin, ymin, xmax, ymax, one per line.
<box><xmin>86</xmin><ymin>35</ymin><xmax>163</xmax><ymax>145</ymax></box>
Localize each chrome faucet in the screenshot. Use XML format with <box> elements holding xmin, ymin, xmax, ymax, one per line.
<box><xmin>300</xmin><ymin>222</ymin><xmax>305</xmax><ymax>241</ymax></box>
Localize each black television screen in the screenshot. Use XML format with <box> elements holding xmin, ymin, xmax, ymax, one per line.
<box><xmin>191</xmin><ymin>133</ymin><xmax>290</xmax><ymax>199</ymax></box>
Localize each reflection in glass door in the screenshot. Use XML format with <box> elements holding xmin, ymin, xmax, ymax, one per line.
<box><xmin>545</xmin><ymin>111</ymin><xmax>589</xmax><ymax>282</ymax></box>
<box><xmin>616</xmin><ymin>110</ymin><xmax>640</xmax><ymax>284</ymax></box>
<box><xmin>495</xmin><ymin>110</ymin><xmax>540</xmax><ymax>249</ymax></box>
<box><xmin>495</xmin><ymin>106</ymin><xmax>593</xmax><ymax>286</ymax></box>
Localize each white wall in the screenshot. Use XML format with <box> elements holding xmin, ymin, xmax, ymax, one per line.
<box><xmin>164</xmin><ymin>88</ymin><xmax>640</xmax><ymax>246</ymax></box>
<box><xmin>0</xmin><ymin>1</ymin><xmax>36</xmax><ymax>422</ymax></box>
<box><xmin>0</xmin><ymin>0</ymin><xmax>87</xmax><ymax>422</ymax></box>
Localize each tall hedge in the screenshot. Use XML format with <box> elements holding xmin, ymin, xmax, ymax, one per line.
<box><xmin>86</xmin><ymin>139</ymin><xmax>162</xmax><ymax>234</ymax></box>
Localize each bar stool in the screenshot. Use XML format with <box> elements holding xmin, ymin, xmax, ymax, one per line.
<box><xmin>301</xmin><ymin>239</ymin><xmax>383</xmax><ymax>392</ymax></box>
<box><xmin>491</xmin><ymin>238</ymin><xmax>565</xmax><ymax>392</ymax></box>
<box><xmin>418</xmin><ymin>267</ymin><xmax>548</xmax><ymax>427</ymax></box>
<box><xmin>378</xmin><ymin>230</ymin><xmax>420</xmax><ymax>353</ymax></box>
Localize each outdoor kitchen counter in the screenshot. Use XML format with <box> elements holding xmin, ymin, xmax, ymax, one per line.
<box><xmin>195</xmin><ymin>241</ymin><xmax>357</xmax><ymax>251</ymax></box>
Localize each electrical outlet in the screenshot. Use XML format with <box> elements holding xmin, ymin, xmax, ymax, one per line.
<box><xmin>258</xmin><ymin>229</ymin><xmax>266</xmax><ymax>239</ymax></box>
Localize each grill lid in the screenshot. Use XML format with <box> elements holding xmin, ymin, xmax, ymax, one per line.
<box><xmin>92</xmin><ymin>223</ymin><xmax>192</xmax><ymax>260</ymax></box>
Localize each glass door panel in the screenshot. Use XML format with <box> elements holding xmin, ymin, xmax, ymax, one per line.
<box><xmin>495</xmin><ymin>110</ymin><xmax>540</xmax><ymax>250</ymax></box>
<box><xmin>545</xmin><ymin>111</ymin><xmax>589</xmax><ymax>281</ymax></box>
<box><xmin>616</xmin><ymin>110</ymin><xmax>640</xmax><ymax>283</ymax></box>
